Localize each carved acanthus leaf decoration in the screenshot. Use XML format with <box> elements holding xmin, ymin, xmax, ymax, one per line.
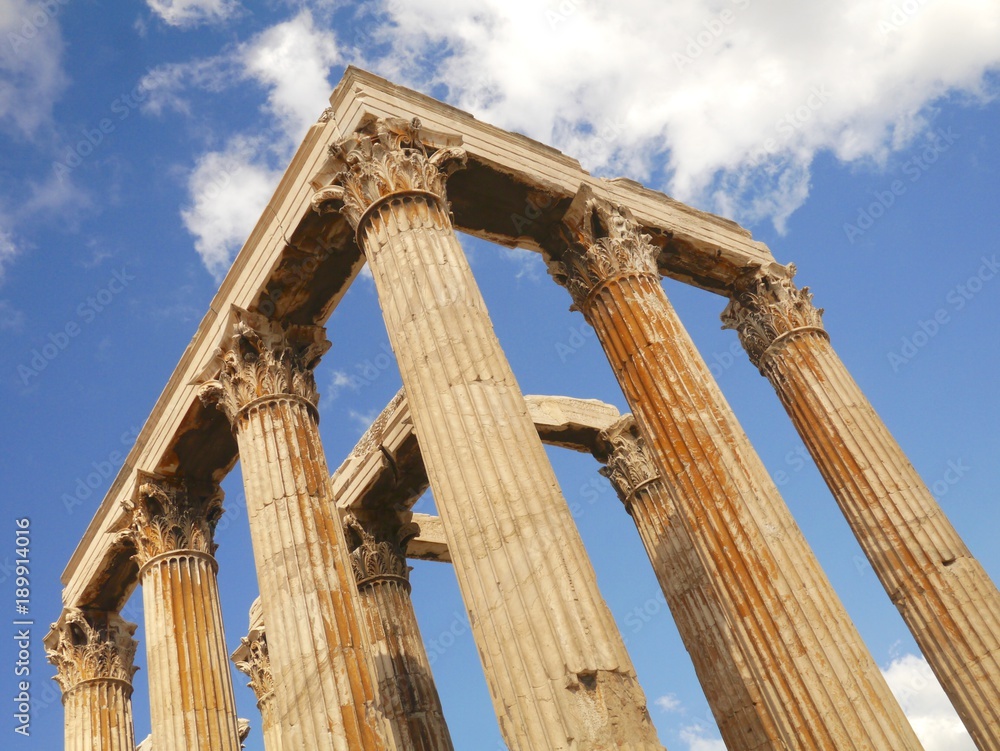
<box><xmin>233</xmin><ymin>633</ymin><xmax>273</xmax><ymax>703</ymax></box>
<box><xmin>199</xmin><ymin>307</ymin><xmax>330</xmax><ymax>422</ymax></box>
<box><xmin>599</xmin><ymin>415</ymin><xmax>660</xmax><ymax>511</ymax></box>
<box><xmin>721</xmin><ymin>264</ymin><xmax>826</xmax><ymax>370</ymax></box>
<box><xmin>313</xmin><ymin>116</ymin><xmax>467</xmax><ymax>227</ymax></box>
<box><xmin>46</xmin><ymin>608</ymin><xmax>138</xmax><ymax>692</ymax></box>
<box><xmin>551</xmin><ymin>200</ymin><xmax>660</xmax><ymax>310</ymax></box>
<box><xmin>344</xmin><ymin>513</ymin><xmax>416</xmax><ymax>587</ymax></box>
<box><xmin>123</xmin><ymin>475</ymin><xmax>223</xmax><ymax>565</ymax></box>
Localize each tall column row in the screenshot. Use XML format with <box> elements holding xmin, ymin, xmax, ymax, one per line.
<box><xmin>723</xmin><ymin>266</ymin><xmax>1000</xmax><ymax>749</ymax></box>
<box><xmin>315</xmin><ymin>116</ymin><xmax>664</xmax><ymax>750</ymax></box>
<box><xmin>546</xmin><ymin>196</ymin><xmax>923</xmax><ymax>750</ymax></box>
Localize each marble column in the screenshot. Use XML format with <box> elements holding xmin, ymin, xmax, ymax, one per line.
<box><xmin>46</xmin><ymin>607</ymin><xmax>138</xmax><ymax>751</ymax></box>
<box><xmin>345</xmin><ymin>511</ymin><xmax>454</xmax><ymax>751</ymax></box>
<box><xmin>597</xmin><ymin>416</ymin><xmax>782</xmax><ymax>751</ymax></box>
<box><xmin>123</xmin><ymin>475</ymin><xmax>242</xmax><ymax>751</ymax></box>
<box><xmin>313</xmin><ymin>117</ymin><xmax>663</xmax><ymax>750</ymax></box>
<box><xmin>199</xmin><ymin>310</ymin><xmax>392</xmax><ymax>751</ymax></box>
<box><xmin>547</xmin><ymin>195</ymin><xmax>923</xmax><ymax>750</ymax></box>
<box><xmin>232</xmin><ymin>599</ymin><xmax>281</xmax><ymax>751</ymax></box>
<box><xmin>723</xmin><ymin>265</ymin><xmax>1000</xmax><ymax>749</ymax></box>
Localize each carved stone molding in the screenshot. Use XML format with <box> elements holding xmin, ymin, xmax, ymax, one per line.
<box><xmin>721</xmin><ymin>264</ymin><xmax>827</xmax><ymax>370</ymax></box>
<box><xmin>598</xmin><ymin>415</ymin><xmax>661</xmax><ymax>511</ymax></box>
<box><xmin>344</xmin><ymin>513</ymin><xmax>416</xmax><ymax>588</ymax></box>
<box><xmin>551</xmin><ymin>199</ymin><xmax>660</xmax><ymax>312</ymax></box>
<box><xmin>198</xmin><ymin>307</ymin><xmax>330</xmax><ymax>423</ymax></box>
<box><xmin>312</xmin><ymin>116</ymin><xmax>467</xmax><ymax>228</ymax></box>
<box><xmin>232</xmin><ymin>611</ymin><xmax>273</xmax><ymax>706</ymax></box>
<box><xmin>121</xmin><ymin>474</ymin><xmax>223</xmax><ymax>567</ymax></box>
<box><xmin>46</xmin><ymin>608</ymin><xmax>138</xmax><ymax>693</ymax></box>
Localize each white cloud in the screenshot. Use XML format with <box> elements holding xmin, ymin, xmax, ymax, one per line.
<box><xmin>146</xmin><ymin>0</ymin><xmax>239</xmax><ymax>28</ymax></box>
<box><xmin>654</xmin><ymin>693</ymin><xmax>682</xmax><ymax>713</ymax></box>
<box><xmin>180</xmin><ymin>135</ymin><xmax>282</xmax><ymax>280</ymax></box>
<box><xmin>678</xmin><ymin>725</ymin><xmax>726</xmax><ymax>751</ymax></box>
<box><xmin>883</xmin><ymin>653</ymin><xmax>975</xmax><ymax>751</ymax></box>
<box><xmin>371</xmin><ymin>0</ymin><xmax>1000</xmax><ymax>231</ymax></box>
<box><xmin>0</xmin><ymin>300</ymin><xmax>24</xmax><ymax>332</ymax></box>
<box><xmin>147</xmin><ymin>10</ymin><xmax>338</xmax><ymax>277</ymax></box>
<box><xmin>0</xmin><ymin>226</ymin><xmax>18</xmax><ymax>283</ymax></box>
<box><xmin>0</xmin><ymin>0</ymin><xmax>68</xmax><ymax>138</ymax></box>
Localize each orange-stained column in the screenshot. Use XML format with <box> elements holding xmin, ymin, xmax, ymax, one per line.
<box><xmin>344</xmin><ymin>511</ymin><xmax>454</xmax><ymax>751</ymax></box>
<box><xmin>123</xmin><ymin>475</ymin><xmax>242</xmax><ymax>751</ymax></box>
<box><xmin>46</xmin><ymin>608</ymin><xmax>138</xmax><ymax>751</ymax></box>
<box><xmin>548</xmin><ymin>195</ymin><xmax>924</xmax><ymax>751</ymax></box>
<box><xmin>232</xmin><ymin>599</ymin><xmax>282</xmax><ymax>751</ymax></box>
<box><xmin>199</xmin><ymin>310</ymin><xmax>393</xmax><ymax>751</ymax></box>
<box><xmin>596</xmin><ymin>415</ymin><xmax>782</xmax><ymax>751</ymax></box>
<box><xmin>313</xmin><ymin>117</ymin><xmax>663</xmax><ymax>751</ymax></box>
<box><xmin>723</xmin><ymin>265</ymin><xmax>1000</xmax><ymax>750</ymax></box>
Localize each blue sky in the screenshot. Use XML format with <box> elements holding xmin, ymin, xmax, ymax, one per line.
<box><xmin>1</xmin><ymin>1</ymin><xmax>998</xmax><ymax>749</ymax></box>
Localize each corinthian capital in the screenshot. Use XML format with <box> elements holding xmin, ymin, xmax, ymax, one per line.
<box><xmin>45</xmin><ymin>608</ymin><xmax>138</xmax><ymax>693</ymax></box>
<box><xmin>198</xmin><ymin>307</ymin><xmax>330</xmax><ymax>423</ymax></box>
<box><xmin>232</xmin><ymin>598</ymin><xmax>273</xmax><ymax>704</ymax></box>
<box><xmin>721</xmin><ymin>264</ymin><xmax>827</xmax><ymax>370</ymax></box>
<box><xmin>550</xmin><ymin>193</ymin><xmax>660</xmax><ymax>310</ymax></box>
<box><xmin>311</xmin><ymin>116</ymin><xmax>467</xmax><ymax>227</ymax></box>
<box><xmin>344</xmin><ymin>512</ymin><xmax>416</xmax><ymax>588</ymax></box>
<box><xmin>597</xmin><ymin>416</ymin><xmax>661</xmax><ymax>511</ymax></box>
<box><xmin>122</xmin><ymin>474</ymin><xmax>223</xmax><ymax>566</ymax></box>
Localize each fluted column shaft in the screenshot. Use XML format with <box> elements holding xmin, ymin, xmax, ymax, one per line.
<box><xmin>46</xmin><ymin>608</ymin><xmax>138</xmax><ymax>751</ymax></box>
<box><xmin>724</xmin><ymin>268</ymin><xmax>1000</xmax><ymax>750</ymax></box>
<box><xmin>599</xmin><ymin>417</ymin><xmax>782</xmax><ymax>751</ymax></box>
<box><xmin>139</xmin><ymin>551</ymin><xmax>241</xmax><ymax>751</ymax></box>
<box><xmin>549</xmin><ymin>199</ymin><xmax>923</xmax><ymax>750</ymax></box>
<box><xmin>346</xmin><ymin>513</ymin><xmax>454</xmax><ymax>751</ymax></box>
<box><xmin>318</xmin><ymin>119</ymin><xmax>663</xmax><ymax>750</ymax></box>
<box><xmin>200</xmin><ymin>311</ymin><xmax>390</xmax><ymax>751</ymax></box>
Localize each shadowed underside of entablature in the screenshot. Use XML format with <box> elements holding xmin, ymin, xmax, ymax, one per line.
<box><xmin>57</xmin><ymin>64</ymin><xmax>780</xmax><ymax>618</ymax></box>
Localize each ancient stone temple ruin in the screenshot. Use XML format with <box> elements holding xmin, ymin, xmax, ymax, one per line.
<box><xmin>45</xmin><ymin>67</ymin><xmax>1000</xmax><ymax>751</ymax></box>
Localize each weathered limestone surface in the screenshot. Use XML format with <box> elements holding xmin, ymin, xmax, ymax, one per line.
<box><xmin>46</xmin><ymin>608</ymin><xmax>138</xmax><ymax>751</ymax></box>
<box><xmin>199</xmin><ymin>309</ymin><xmax>393</xmax><ymax>751</ymax></box>
<box><xmin>548</xmin><ymin>192</ymin><xmax>924</xmax><ymax>751</ymax></box>
<box><xmin>317</xmin><ymin>118</ymin><xmax>663</xmax><ymax>750</ymax></box>
<box><xmin>122</xmin><ymin>476</ymin><xmax>242</xmax><ymax>751</ymax></box>
<box><xmin>723</xmin><ymin>266</ymin><xmax>1000</xmax><ymax>750</ymax></box>
<box><xmin>232</xmin><ymin>599</ymin><xmax>281</xmax><ymax>751</ymax></box>
<box><xmin>345</xmin><ymin>511</ymin><xmax>454</xmax><ymax>751</ymax></box>
<box><xmin>596</xmin><ymin>416</ymin><xmax>782</xmax><ymax>750</ymax></box>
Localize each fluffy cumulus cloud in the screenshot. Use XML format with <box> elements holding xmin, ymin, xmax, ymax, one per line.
<box><xmin>0</xmin><ymin>0</ymin><xmax>68</xmax><ymax>138</ymax></box>
<box><xmin>0</xmin><ymin>225</ymin><xmax>18</xmax><ymax>283</ymax></box>
<box><xmin>884</xmin><ymin>653</ymin><xmax>975</xmax><ymax>751</ymax></box>
<box><xmin>146</xmin><ymin>0</ymin><xmax>239</xmax><ymax>28</ymax></box>
<box><xmin>369</xmin><ymin>0</ymin><xmax>1000</xmax><ymax>231</ymax></box>
<box><xmin>154</xmin><ymin>10</ymin><xmax>339</xmax><ymax>278</ymax></box>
